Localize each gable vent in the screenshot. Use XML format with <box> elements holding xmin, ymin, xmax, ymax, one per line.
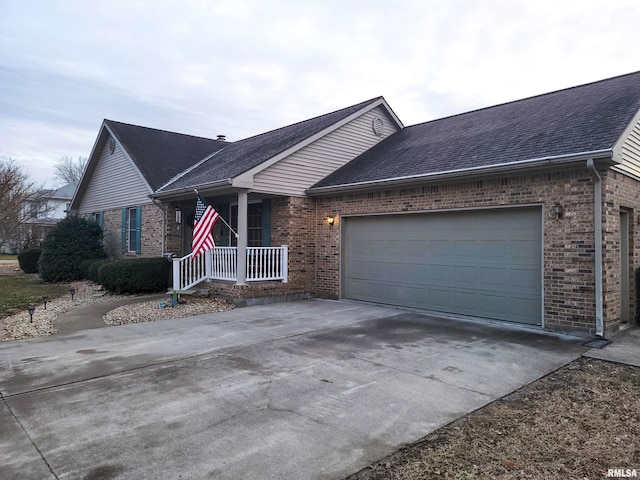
<box><xmin>372</xmin><ymin>117</ymin><xmax>385</xmax><ymax>136</ymax></box>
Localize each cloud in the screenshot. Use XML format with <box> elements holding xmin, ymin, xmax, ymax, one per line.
<box><xmin>1</xmin><ymin>0</ymin><xmax>639</xmax><ymax>185</ymax></box>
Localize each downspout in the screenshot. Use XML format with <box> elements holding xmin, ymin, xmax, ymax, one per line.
<box><xmin>586</xmin><ymin>159</ymin><xmax>604</xmax><ymax>337</ymax></box>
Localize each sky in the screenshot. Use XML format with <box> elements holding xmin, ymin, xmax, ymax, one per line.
<box><xmin>1</xmin><ymin>0</ymin><xmax>639</xmax><ymax>187</ymax></box>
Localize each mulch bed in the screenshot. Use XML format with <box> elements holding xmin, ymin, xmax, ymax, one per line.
<box><xmin>348</xmin><ymin>357</ymin><xmax>640</xmax><ymax>480</ymax></box>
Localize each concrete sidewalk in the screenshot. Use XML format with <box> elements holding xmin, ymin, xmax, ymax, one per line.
<box><xmin>584</xmin><ymin>327</ymin><xmax>640</xmax><ymax>367</ymax></box>
<box><xmin>54</xmin><ymin>293</ymin><xmax>166</xmax><ymax>334</ymax></box>
<box><xmin>0</xmin><ymin>300</ymin><xmax>590</xmax><ymax>480</ymax></box>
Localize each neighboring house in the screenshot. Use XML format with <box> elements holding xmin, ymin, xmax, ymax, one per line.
<box><xmin>70</xmin><ymin>71</ymin><xmax>640</xmax><ymax>338</ymax></box>
<box><xmin>20</xmin><ymin>181</ymin><xmax>78</xmax><ymax>246</ymax></box>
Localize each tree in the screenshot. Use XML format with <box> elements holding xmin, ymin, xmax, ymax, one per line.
<box><xmin>54</xmin><ymin>155</ymin><xmax>87</xmax><ymax>184</ymax></box>
<box><xmin>0</xmin><ymin>158</ymin><xmax>50</xmax><ymax>252</ymax></box>
<box><xmin>38</xmin><ymin>216</ymin><xmax>106</xmax><ymax>282</ymax></box>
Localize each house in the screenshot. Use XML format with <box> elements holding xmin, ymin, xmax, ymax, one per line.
<box><xmin>70</xmin><ymin>71</ymin><xmax>640</xmax><ymax>338</ymax></box>
<box><xmin>19</xmin><ymin>181</ymin><xmax>78</xmax><ymax>248</ymax></box>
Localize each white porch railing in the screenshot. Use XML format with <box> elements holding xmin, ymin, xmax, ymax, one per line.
<box><xmin>172</xmin><ymin>245</ymin><xmax>288</xmax><ymax>291</ymax></box>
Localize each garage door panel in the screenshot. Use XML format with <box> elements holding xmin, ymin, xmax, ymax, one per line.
<box><xmin>478</xmin><ymin>267</ymin><xmax>508</xmax><ymax>288</ymax></box>
<box><xmin>452</xmin><ymin>265</ymin><xmax>476</xmax><ymax>287</ymax></box>
<box><xmin>509</xmin><ymin>268</ymin><xmax>540</xmax><ymax>290</ymax></box>
<box><xmin>343</xmin><ymin>208</ymin><xmax>542</xmax><ymax>325</ymax></box>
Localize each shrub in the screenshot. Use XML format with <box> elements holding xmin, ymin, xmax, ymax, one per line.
<box><xmin>18</xmin><ymin>248</ymin><xmax>41</xmax><ymax>274</ymax></box>
<box><xmin>86</xmin><ymin>259</ymin><xmax>112</xmax><ymax>283</ymax></box>
<box><xmin>38</xmin><ymin>216</ymin><xmax>107</xmax><ymax>282</ymax></box>
<box><xmin>98</xmin><ymin>257</ymin><xmax>171</xmax><ymax>294</ymax></box>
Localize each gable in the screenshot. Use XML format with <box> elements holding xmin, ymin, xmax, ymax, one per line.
<box><xmin>156</xmin><ymin>97</ymin><xmax>399</xmax><ymax>194</ymax></box>
<box><xmin>76</xmin><ymin>135</ymin><xmax>153</xmax><ymax>213</ymax></box>
<box><xmin>613</xmin><ymin>112</ymin><xmax>640</xmax><ymax>179</ymax></box>
<box><xmin>250</xmin><ymin>106</ymin><xmax>400</xmax><ymax>196</ymax></box>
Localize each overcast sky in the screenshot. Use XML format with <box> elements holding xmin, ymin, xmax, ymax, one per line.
<box><xmin>1</xmin><ymin>0</ymin><xmax>639</xmax><ymax>187</ymax></box>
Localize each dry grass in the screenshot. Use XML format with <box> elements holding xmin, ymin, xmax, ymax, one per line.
<box><xmin>348</xmin><ymin>357</ymin><xmax>640</xmax><ymax>480</ymax></box>
<box><xmin>0</xmin><ymin>270</ymin><xmax>68</xmax><ymax>319</ymax></box>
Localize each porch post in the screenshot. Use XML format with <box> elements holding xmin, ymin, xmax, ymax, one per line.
<box><xmin>236</xmin><ymin>190</ymin><xmax>248</xmax><ymax>285</ymax></box>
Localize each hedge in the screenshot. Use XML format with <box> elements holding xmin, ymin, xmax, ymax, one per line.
<box><xmin>98</xmin><ymin>257</ymin><xmax>171</xmax><ymax>294</ymax></box>
<box><xmin>80</xmin><ymin>258</ymin><xmax>112</xmax><ymax>283</ymax></box>
<box><xmin>18</xmin><ymin>248</ymin><xmax>41</xmax><ymax>274</ymax></box>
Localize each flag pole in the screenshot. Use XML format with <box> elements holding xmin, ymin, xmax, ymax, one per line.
<box><xmin>194</xmin><ymin>189</ymin><xmax>239</xmax><ymax>238</ymax></box>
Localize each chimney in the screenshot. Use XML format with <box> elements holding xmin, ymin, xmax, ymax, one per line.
<box><xmin>217</xmin><ymin>135</ymin><xmax>226</xmax><ymax>141</ymax></box>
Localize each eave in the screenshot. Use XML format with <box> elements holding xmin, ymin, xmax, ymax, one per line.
<box><xmin>306</xmin><ymin>149</ymin><xmax>615</xmax><ymax>196</ymax></box>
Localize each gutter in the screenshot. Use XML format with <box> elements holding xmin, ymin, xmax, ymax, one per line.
<box><xmin>307</xmin><ymin>149</ymin><xmax>615</xmax><ymax>196</ymax></box>
<box><xmin>586</xmin><ymin>159</ymin><xmax>605</xmax><ymax>337</ymax></box>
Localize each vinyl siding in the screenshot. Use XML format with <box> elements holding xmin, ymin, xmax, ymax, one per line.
<box><xmin>77</xmin><ymin>138</ymin><xmax>153</xmax><ymax>213</ymax></box>
<box><xmin>614</xmin><ymin>118</ymin><xmax>640</xmax><ymax>179</ymax></box>
<box><xmin>252</xmin><ymin>106</ymin><xmax>400</xmax><ymax>196</ymax></box>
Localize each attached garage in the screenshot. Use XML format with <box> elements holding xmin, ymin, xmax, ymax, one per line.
<box><xmin>342</xmin><ymin>207</ymin><xmax>543</xmax><ymax>325</ymax></box>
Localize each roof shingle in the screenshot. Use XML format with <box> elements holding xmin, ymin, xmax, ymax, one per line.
<box><xmin>158</xmin><ymin>97</ymin><xmax>383</xmax><ymax>192</ymax></box>
<box><xmin>105</xmin><ymin>120</ymin><xmax>228</xmax><ymax>191</ymax></box>
<box><xmin>313</xmin><ymin>71</ymin><xmax>640</xmax><ymax>189</ymax></box>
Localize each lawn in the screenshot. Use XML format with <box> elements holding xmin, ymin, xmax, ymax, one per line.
<box><xmin>347</xmin><ymin>357</ymin><xmax>640</xmax><ymax>480</ymax></box>
<box><xmin>0</xmin><ymin>254</ymin><xmax>18</xmax><ymax>260</ymax></box>
<box><xmin>0</xmin><ymin>272</ymin><xmax>68</xmax><ymax>319</ymax></box>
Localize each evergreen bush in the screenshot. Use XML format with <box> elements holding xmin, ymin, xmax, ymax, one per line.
<box><xmin>98</xmin><ymin>257</ymin><xmax>171</xmax><ymax>294</ymax></box>
<box><xmin>17</xmin><ymin>248</ymin><xmax>41</xmax><ymax>274</ymax></box>
<box><xmin>86</xmin><ymin>259</ymin><xmax>112</xmax><ymax>283</ymax></box>
<box><xmin>38</xmin><ymin>216</ymin><xmax>106</xmax><ymax>282</ymax></box>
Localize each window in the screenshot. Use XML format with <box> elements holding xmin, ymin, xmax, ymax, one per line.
<box><xmin>128</xmin><ymin>208</ymin><xmax>138</xmax><ymax>252</ymax></box>
<box><xmin>229</xmin><ymin>203</ymin><xmax>263</xmax><ymax>247</ymax></box>
<box><xmin>121</xmin><ymin>206</ymin><xmax>141</xmax><ymax>254</ymax></box>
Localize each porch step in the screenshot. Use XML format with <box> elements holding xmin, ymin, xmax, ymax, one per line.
<box><xmin>167</xmin><ymin>289</ymin><xmax>198</xmax><ymax>296</ymax></box>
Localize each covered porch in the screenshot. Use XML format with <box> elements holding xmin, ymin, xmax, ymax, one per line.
<box><xmin>172</xmin><ymin>245</ymin><xmax>288</xmax><ymax>291</ymax></box>
<box><xmin>165</xmin><ymin>189</ymin><xmax>291</xmax><ymax>292</ymax></box>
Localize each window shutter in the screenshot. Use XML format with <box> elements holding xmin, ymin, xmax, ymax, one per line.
<box><xmin>121</xmin><ymin>208</ymin><xmax>127</xmax><ymax>253</ymax></box>
<box><xmin>97</xmin><ymin>212</ymin><xmax>104</xmax><ymax>228</ymax></box>
<box><xmin>135</xmin><ymin>206</ymin><xmax>142</xmax><ymax>254</ymax></box>
<box><xmin>261</xmin><ymin>199</ymin><xmax>271</xmax><ymax>247</ymax></box>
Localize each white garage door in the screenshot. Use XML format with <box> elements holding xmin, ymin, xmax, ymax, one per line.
<box><xmin>342</xmin><ymin>207</ymin><xmax>542</xmax><ymax>325</ymax></box>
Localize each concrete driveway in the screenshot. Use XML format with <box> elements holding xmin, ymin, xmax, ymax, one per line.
<box><xmin>0</xmin><ymin>299</ymin><xmax>587</xmax><ymax>480</ymax></box>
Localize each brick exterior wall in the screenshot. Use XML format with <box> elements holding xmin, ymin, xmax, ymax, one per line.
<box><xmin>314</xmin><ymin>167</ymin><xmax>640</xmax><ymax>337</ymax></box>
<box><xmin>99</xmin><ymin>203</ymin><xmax>165</xmax><ymax>258</ymax></box>
<box><xmin>114</xmin><ymin>166</ymin><xmax>639</xmax><ymax>337</ymax></box>
<box><xmin>601</xmin><ymin>170</ymin><xmax>640</xmax><ymax>335</ymax></box>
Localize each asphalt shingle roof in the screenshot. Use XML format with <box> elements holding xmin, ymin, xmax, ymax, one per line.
<box><xmin>158</xmin><ymin>97</ymin><xmax>383</xmax><ymax>192</ymax></box>
<box><xmin>105</xmin><ymin>120</ymin><xmax>228</xmax><ymax>191</ymax></box>
<box><xmin>313</xmin><ymin>71</ymin><xmax>640</xmax><ymax>189</ymax></box>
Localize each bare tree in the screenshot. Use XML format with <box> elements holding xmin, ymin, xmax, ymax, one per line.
<box><xmin>0</xmin><ymin>158</ymin><xmax>52</xmax><ymax>252</ymax></box>
<box><xmin>54</xmin><ymin>155</ymin><xmax>87</xmax><ymax>184</ymax></box>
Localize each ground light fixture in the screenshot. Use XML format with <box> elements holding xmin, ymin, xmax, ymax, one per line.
<box><xmin>42</xmin><ymin>295</ymin><xmax>49</xmax><ymax>309</ymax></box>
<box><xmin>69</xmin><ymin>287</ymin><xmax>76</xmax><ymax>300</ymax></box>
<box><xmin>27</xmin><ymin>305</ymin><xmax>35</xmax><ymax>323</ymax></box>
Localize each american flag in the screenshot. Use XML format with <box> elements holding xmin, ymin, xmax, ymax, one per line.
<box><xmin>192</xmin><ymin>195</ymin><xmax>219</xmax><ymax>257</ymax></box>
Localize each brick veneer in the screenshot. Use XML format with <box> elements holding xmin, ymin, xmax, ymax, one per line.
<box><xmin>314</xmin><ymin>167</ymin><xmax>640</xmax><ymax>336</ymax></box>
<box><xmin>98</xmin><ymin>166</ymin><xmax>640</xmax><ymax>337</ymax></box>
<box><xmin>99</xmin><ymin>203</ymin><xmax>165</xmax><ymax>258</ymax></box>
<box><xmin>601</xmin><ymin>170</ymin><xmax>640</xmax><ymax>335</ymax></box>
